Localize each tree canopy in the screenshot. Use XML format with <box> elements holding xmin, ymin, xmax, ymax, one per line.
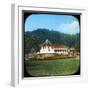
<box><xmin>24</xmin><ymin>29</ymin><xmax>80</xmax><ymax>54</ymax></box>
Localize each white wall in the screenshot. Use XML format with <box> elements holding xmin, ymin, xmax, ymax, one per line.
<box><xmin>0</xmin><ymin>0</ymin><xmax>90</xmax><ymax>89</ymax></box>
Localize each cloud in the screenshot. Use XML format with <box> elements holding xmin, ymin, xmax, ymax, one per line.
<box><xmin>57</xmin><ymin>21</ymin><xmax>79</xmax><ymax>34</ymax></box>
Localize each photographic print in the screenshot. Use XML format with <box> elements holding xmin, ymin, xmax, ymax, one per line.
<box><xmin>23</xmin><ymin>12</ymin><xmax>80</xmax><ymax>77</ymax></box>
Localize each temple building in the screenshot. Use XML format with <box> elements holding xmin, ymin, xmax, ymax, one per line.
<box><xmin>38</xmin><ymin>39</ymin><xmax>69</xmax><ymax>55</ymax></box>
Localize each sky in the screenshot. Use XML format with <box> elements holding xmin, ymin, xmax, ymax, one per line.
<box><xmin>25</xmin><ymin>14</ymin><xmax>80</xmax><ymax>35</ymax></box>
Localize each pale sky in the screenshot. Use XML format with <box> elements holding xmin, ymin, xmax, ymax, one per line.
<box><xmin>25</xmin><ymin>14</ymin><xmax>80</xmax><ymax>35</ymax></box>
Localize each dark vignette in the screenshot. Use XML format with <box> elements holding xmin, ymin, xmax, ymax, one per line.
<box><xmin>22</xmin><ymin>10</ymin><xmax>81</xmax><ymax>77</ymax></box>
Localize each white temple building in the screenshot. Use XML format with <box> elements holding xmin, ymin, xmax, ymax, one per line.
<box><xmin>40</xmin><ymin>39</ymin><xmax>54</xmax><ymax>54</ymax></box>
<box><xmin>38</xmin><ymin>39</ymin><xmax>69</xmax><ymax>55</ymax></box>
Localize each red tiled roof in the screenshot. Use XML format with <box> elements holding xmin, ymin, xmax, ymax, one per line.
<box><xmin>53</xmin><ymin>44</ymin><xmax>66</xmax><ymax>48</ymax></box>
<box><xmin>41</xmin><ymin>39</ymin><xmax>67</xmax><ymax>48</ymax></box>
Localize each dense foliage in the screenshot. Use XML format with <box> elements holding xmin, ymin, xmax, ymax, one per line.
<box><xmin>24</xmin><ymin>29</ymin><xmax>80</xmax><ymax>54</ymax></box>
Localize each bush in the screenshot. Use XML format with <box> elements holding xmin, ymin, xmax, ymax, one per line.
<box><xmin>30</xmin><ymin>54</ymin><xmax>76</xmax><ymax>60</ymax></box>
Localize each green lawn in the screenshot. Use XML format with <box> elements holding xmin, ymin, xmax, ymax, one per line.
<box><xmin>25</xmin><ymin>58</ymin><xmax>80</xmax><ymax>77</ymax></box>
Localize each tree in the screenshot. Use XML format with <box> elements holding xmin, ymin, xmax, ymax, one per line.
<box><xmin>24</xmin><ymin>29</ymin><xmax>80</xmax><ymax>54</ymax></box>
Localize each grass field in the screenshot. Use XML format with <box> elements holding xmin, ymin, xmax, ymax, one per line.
<box><xmin>25</xmin><ymin>58</ymin><xmax>80</xmax><ymax>77</ymax></box>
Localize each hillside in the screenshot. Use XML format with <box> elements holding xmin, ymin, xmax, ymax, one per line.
<box><xmin>24</xmin><ymin>29</ymin><xmax>80</xmax><ymax>54</ymax></box>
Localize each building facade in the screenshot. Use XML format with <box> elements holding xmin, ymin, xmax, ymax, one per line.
<box><xmin>38</xmin><ymin>39</ymin><xmax>69</xmax><ymax>55</ymax></box>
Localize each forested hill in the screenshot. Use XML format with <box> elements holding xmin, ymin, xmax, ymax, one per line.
<box><xmin>24</xmin><ymin>29</ymin><xmax>80</xmax><ymax>54</ymax></box>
